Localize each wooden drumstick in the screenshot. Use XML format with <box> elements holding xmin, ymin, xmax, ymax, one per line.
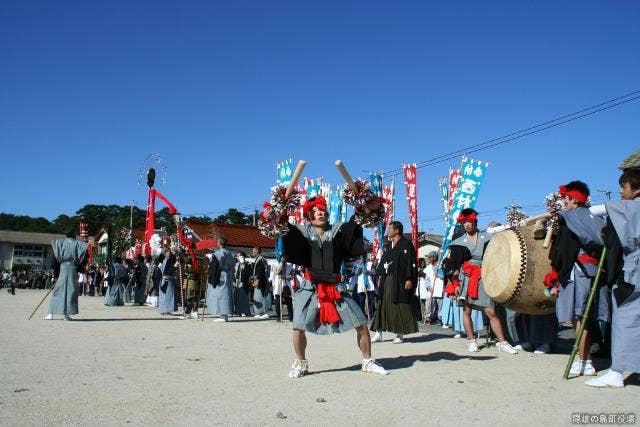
<box><xmin>543</xmin><ymin>226</ymin><xmax>553</xmax><ymax>248</ymax></box>
<box><xmin>335</xmin><ymin>160</ymin><xmax>358</xmax><ymax>192</ymax></box>
<box><xmin>522</xmin><ymin>212</ymin><xmax>551</xmax><ymax>226</ymax></box>
<box><xmin>284</xmin><ymin>160</ymin><xmax>307</xmax><ymax>199</ymax></box>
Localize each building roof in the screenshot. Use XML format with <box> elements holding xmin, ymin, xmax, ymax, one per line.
<box><xmin>0</xmin><ymin>230</ymin><xmax>66</xmax><ymax>245</ymax></box>
<box><xmin>185</xmin><ymin>220</ymin><xmax>275</xmax><ymax>249</ymax></box>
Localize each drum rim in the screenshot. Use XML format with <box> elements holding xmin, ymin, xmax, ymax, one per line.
<box><xmin>500</xmin><ymin>227</ymin><xmax>528</xmax><ymax>306</ymax></box>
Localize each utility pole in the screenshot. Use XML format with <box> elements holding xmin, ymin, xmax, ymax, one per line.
<box><xmin>597</xmin><ymin>189</ymin><xmax>612</xmax><ymax>200</ymax></box>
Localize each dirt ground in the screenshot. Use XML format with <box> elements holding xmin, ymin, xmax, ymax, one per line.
<box><xmin>0</xmin><ymin>290</ymin><xmax>637</xmax><ymax>426</ymax></box>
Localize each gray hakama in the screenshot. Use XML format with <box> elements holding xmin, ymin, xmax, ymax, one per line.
<box><xmin>283</xmin><ymin>219</ymin><xmax>368</xmax><ymax>335</ymax></box>
<box><xmin>159</xmin><ymin>276</ymin><xmax>176</xmax><ymax>314</ymax></box>
<box><xmin>555</xmin><ymin>207</ymin><xmax>610</xmax><ymax>323</ymax></box>
<box><xmin>206</xmin><ymin>248</ymin><xmax>234</xmax><ymax>316</ymax></box>
<box><xmin>555</xmin><ymin>261</ymin><xmax>609</xmax><ymax>323</ymax></box>
<box><xmin>104</xmin><ymin>263</ymin><xmax>127</xmax><ymax>306</ymax></box>
<box><xmin>452</xmin><ymin>231</ymin><xmax>494</xmax><ymax>309</ymax></box>
<box><xmin>48</xmin><ymin>238</ymin><xmax>88</xmax><ymax>315</ymax></box>
<box><xmin>607</xmin><ymin>200</ymin><xmax>640</xmax><ymax>373</ymax></box>
<box><xmin>250</xmin><ymin>288</ymin><xmax>268</xmax><ymax>316</ymax></box>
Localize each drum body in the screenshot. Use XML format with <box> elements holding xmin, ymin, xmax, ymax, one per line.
<box><xmin>483</xmin><ymin>226</ymin><xmax>555</xmax><ymax>315</ymax></box>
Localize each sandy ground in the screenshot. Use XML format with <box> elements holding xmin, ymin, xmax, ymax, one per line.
<box><xmin>0</xmin><ymin>290</ymin><xmax>637</xmax><ymax>427</ymax></box>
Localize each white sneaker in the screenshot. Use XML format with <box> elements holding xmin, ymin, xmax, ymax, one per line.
<box><xmin>514</xmin><ymin>342</ymin><xmax>532</xmax><ymax>351</ymax></box>
<box><xmin>260</xmin><ymin>313</ymin><xmax>270</xmax><ymax>319</ymax></box>
<box><xmin>392</xmin><ymin>335</ymin><xmax>404</xmax><ymax>344</ymax></box>
<box><xmin>190</xmin><ymin>311</ymin><xmax>199</xmax><ymax>319</ymax></box>
<box><xmin>288</xmin><ymin>359</ymin><xmax>309</xmax><ymax>378</ymax></box>
<box><xmin>569</xmin><ymin>360</ymin><xmax>584</xmax><ymax>376</ymax></box>
<box><xmin>43</xmin><ymin>314</ymin><xmax>53</xmax><ymax>320</ymax></box>
<box><xmin>467</xmin><ymin>340</ymin><xmax>479</xmax><ymax>352</ymax></box>
<box><xmin>534</xmin><ymin>344</ymin><xmax>550</xmax><ymax>354</ymax></box>
<box><xmin>362</xmin><ymin>358</ymin><xmax>389</xmax><ymax>375</ymax></box>
<box><xmin>213</xmin><ymin>317</ymin><xmax>227</xmax><ymax>322</ymax></box>
<box><xmin>253</xmin><ymin>314</ymin><xmax>262</xmax><ymax>318</ymax></box>
<box><xmin>585</xmin><ymin>370</ymin><xmax>624</xmax><ymax>388</ymax></box>
<box><xmin>583</xmin><ymin>360</ymin><xmax>596</xmax><ymax>376</ymax></box>
<box><xmin>453</xmin><ymin>333</ymin><xmax>462</xmax><ymax>339</ymax></box>
<box><xmin>371</xmin><ymin>331</ymin><xmax>382</xmax><ymax>343</ymax></box>
<box><xmin>441</xmin><ymin>324</ymin><xmax>451</xmax><ymax>329</ymax></box>
<box><xmin>241</xmin><ymin>314</ymin><xmax>247</xmax><ymax>317</ymax></box>
<box><xmin>497</xmin><ymin>341</ymin><xmax>518</xmax><ymax>354</ymax></box>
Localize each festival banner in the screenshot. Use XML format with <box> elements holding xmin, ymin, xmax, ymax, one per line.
<box><xmin>438</xmin><ymin>176</ymin><xmax>449</xmax><ymax>224</ymax></box>
<box><xmin>369</xmin><ymin>173</ymin><xmax>384</xmax><ymax>259</ymax></box>
<box><xmin>447</xmin><ymin>167</ymin><xmax>461</xmax><ymax>217</ymax></box>
<box><xmin>440</xmin><ymin>157</ymin><xmax>489</xmax><ymax>259</ymax></box>
<box><xmin>403</xmin><ymin>164</ymin><xmax>419</xmax><ymax>258</ymax></box>
<box><xmin>276</xmin><ymin>158</ymin><xmax>293</xmax><ymax>186</ymax></box>
<box><xmin>329</xmin><ymin>188</ymin><xmax>342</xmax><ymax>225</ymax></box>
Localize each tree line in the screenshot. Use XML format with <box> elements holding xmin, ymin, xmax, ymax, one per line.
<box><xmin>0</xmin><ymin>205</ymin><xmax>254</xmax><ymax>235</ymax></box>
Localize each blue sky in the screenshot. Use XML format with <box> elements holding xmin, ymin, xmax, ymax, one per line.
<box><xmin>1</xmin><ymin>1</ymin><xmax>638</xmax><ymax>233</ymax></box>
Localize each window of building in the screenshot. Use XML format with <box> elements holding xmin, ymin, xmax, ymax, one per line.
<box><xmin>14</xmin><ymin>244</ymin><xmax>44</xmax><ymax>258</ymax></box>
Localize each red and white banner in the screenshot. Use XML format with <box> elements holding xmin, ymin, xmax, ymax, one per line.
<box><xmin>372</xmin><ymin>182</ymin><xmax>395</xmax><ymax>259</ymax></box>
<box><xmin>447</xmin><ymin>167</ymin><xmax>461</xmax><ymax>218</ymax></box>
<box><xmin>403</xmin><ymin>164</ymin><xmax>419</xmax><ymax>259</ymax></box>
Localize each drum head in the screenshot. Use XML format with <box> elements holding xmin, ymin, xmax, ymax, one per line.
<box><xmin>483</xmin><ymin>229</ymin><xmax>524</xmax><ymax>304</ymax></box>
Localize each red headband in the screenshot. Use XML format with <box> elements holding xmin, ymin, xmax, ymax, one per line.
<box><xmin>302</xmin><ymin>196</ymin><xmax>327</xmax><ymax>218</ymax></box>
<box><xmin>559</xmin><ymin>185</ymin><xmax>588</xmax><ymax>204</ymax></box>
<box><xmin>457</xmin><ymin>212</ymin><xmax>477</xmax><ymax>223</ymax></box>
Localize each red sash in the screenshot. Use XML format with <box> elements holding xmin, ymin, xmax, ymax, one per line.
<box><xmin>462</xmin><ymin>261</ymin><xmax>482</xmax><ymax>300</ymax></box>
<box><xmin>304</xmin><ymin>271</ymin><xmax>342</xmax><ymax>325</ymax></box>
<box><xmin>578</xmin><ymin>254</ymin><xmax>599</xmax><ymax>265</ymax></box>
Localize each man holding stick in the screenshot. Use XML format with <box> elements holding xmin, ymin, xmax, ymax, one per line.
<box><xmin>43</xmin><ymin>230</ymin><xmax>89</xmax><ymax>320</ymax></box>
<box><xmin>586</xmin><ymin>162</ymin><xmax>640</xmax><ymax>388</ymax></box>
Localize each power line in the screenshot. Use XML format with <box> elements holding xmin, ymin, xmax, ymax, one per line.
<box><xmin>183</xmin><ymin>91</ymin><xmax>637</xmax><ymax>218</ymax></box>
<box><xmin>381</xmin><ymin>90</ymin><xmax>640</xmax><ymax>176</ymax></box>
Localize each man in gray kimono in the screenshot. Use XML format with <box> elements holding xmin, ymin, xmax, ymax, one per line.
<box><xmin>250</xmin><ymin>246</ymin><xmax>270</xmax><ymax>319</ymax></box>
<box><xmin>206</xmin><ymin>236</ymin><xmax>235</xmax><ymax>322</ymax></box>
<box><xmin>44</xmin><ymin>230</ymin><xmax>89</xmax><ymax>320</ymax></box>
<box><xmin>587</xmin><ymin>166</ymin><xmax>640</xmax><ymax>388</ymax></box>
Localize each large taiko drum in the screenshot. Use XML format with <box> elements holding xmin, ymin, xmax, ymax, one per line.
<box><xmin>483</xmin><ymin>225</ymin><xmax>555</xmax><ymax>315</ymax></box>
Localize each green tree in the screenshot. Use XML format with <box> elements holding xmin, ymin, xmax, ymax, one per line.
<box><xmin>214</xmin><ymin>208</ymin><xmax>252</xmax><ymax>225</ymax></box>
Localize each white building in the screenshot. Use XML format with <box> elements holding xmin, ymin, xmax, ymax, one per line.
<box><xmin>0</xmin><ymin>230</ymin><xmax>65</xmax><ymax>271</ymax></box>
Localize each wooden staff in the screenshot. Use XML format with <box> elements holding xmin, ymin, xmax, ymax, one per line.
<box><xmin>28</xmin><ymin>286</ymin><xmax>55</xmax><ymax>320</ymax></box>
<box><xmin>563</xmin><ymin>247</ymin><xmax>607</xmax><ymax>379</ymax></box>
<box><xmin>285</xmin><ymin>160</ymin><xmax>307</xmax><ymax>199</ymax></box>
<box><xmin>334</xmin><ymin>160</ymin><xmax>358</xmax><ymax>192</ymax></box>
<box><xmin>201</xmin><ymin>279</ymin><xmax>208</xmax><ymax>322</ymax></box>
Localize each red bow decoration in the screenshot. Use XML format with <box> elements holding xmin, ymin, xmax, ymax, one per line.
<box><xmin>302</xmin><ymin>196</ymin><xmax>327</xmax><ymax>218</ymax></box>
<box><xmin>543</xmin><ymin>268</ymin><xmax>560</xmax><ymax>288</ymax></box>
<box><xmin>462</xmin><ymin>261</ymin><xmax>482</xmax><ymax>300</ymax></box>
<box><xmin>457</xmin><ymin>212</ymin><xmax>477</xmax><ymax>223</ymax></box>
<box><xmin>558</xmin><ymin>185</ymin><xmax>588</xmax><ymax>204</ymax></box>
<box><xmin>445</xmin><ymin>278</ymin><xmax>460</xmax><ymax>298</ymax></box>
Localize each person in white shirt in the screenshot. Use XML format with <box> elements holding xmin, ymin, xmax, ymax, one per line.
<box><xmin>423</xmin><ymin>251</ymin><xmax>441</xmax><ymax>324</ymax></box>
